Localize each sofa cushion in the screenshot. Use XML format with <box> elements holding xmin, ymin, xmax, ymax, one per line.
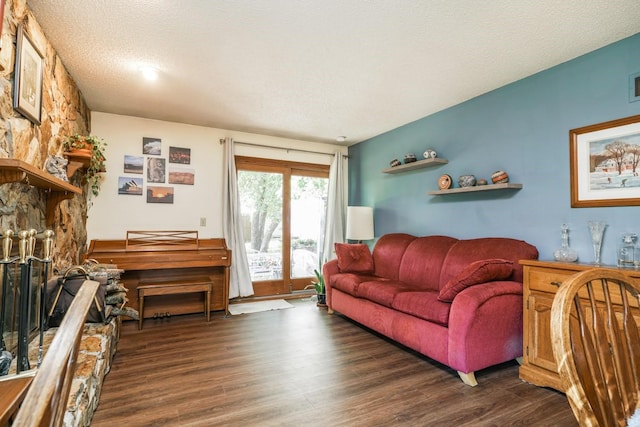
<box><xmin>357</xmin><ymin>281</ymin><xmax>415</xmax><ymax>308</ymax></box>
<box><xmin>372</xmin><ymin>233</ymin><xmax>417</xmax><ymax>280</ymax></box>
<box><xmin>392</xmin><ymin>291</ymin><xmax>451</xmax><ymax>326</ymax></box>
<box><xmin>437</xmin><ymin>259</ymin><xmax>514</xmax><ymax>302</ymax></box>
<box><xmin>330</xmin><ymin>273</ymin><xmax>380</xmax><ymax>296</ymax></box>
<box><xmin>439</xmin><ymin>238</ymin><xmax>539</xmax><ymax>288</ymax></box>
<box><xmin>335</xmin><ymin>243</ymin><xmax>374</xmax><ymax>273</ymax></box>
<box><xmin>398</xmin><ymin>236</ymin><xmax>458</xmax><ymax>291</ymax></box>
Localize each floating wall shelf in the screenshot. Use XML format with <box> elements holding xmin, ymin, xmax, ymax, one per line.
<box><xmin>63</xmin><ymin>151</ymin><xmax>92</xmax><ymax>179</ymax></box>
<box><xmin>428</xmin><ymin>183</ymin><xmax>523</xmax><ymax>195</ymax></box>
<box><xmin>0</xmin><ymin>158</ymin><xmax>82</xmax><ymax>225</ymax></box>
<box><xmin>382</xmin><ymin>158</ymin><xmax>448</xmax><ymax>174</ymax></box>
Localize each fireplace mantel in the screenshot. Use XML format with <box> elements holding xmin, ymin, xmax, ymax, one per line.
<box><xmin>0</xmin><ymin>158</ymin><xmax>82</xmax><ymax>225</ymax></box>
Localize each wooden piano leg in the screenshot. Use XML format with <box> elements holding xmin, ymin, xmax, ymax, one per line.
<box><xmin>138</xmin><ymin>289</ymin><xmax>145</xmax><ymax>330</ymax></box>
<box><xmin>206</xmin><ymin>284</ymin><xmax>211</xmax><ymax>322</ymax></box>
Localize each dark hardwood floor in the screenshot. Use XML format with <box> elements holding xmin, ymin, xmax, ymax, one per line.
<box><xmin>91</xmin><ymin>299</ymin><xmax>577</xmax><ymax>426</ymax></box>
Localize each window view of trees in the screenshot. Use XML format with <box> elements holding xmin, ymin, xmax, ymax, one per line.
<box><xmin>290</xmin><ymin>176</ymin><xmax>328</xmax><ymax>278</ymax></box>
<box><xmin>238</xmin><ymin>169</ymin><xmax>328</xmax><ymax>282</ymax></box>
<box><xmin>238</xmin><ymin>171</ymin><xmax>283</xmax><ymax>281</ymax></box>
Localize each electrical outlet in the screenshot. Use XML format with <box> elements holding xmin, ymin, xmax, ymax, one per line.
<box><xmin>199</xmin><ymin>217</ymin><xmax>206</xmax><ymax>227</ymax></box>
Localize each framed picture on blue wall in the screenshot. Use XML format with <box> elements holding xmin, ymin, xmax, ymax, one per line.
<box><xmin>570</xmin><ymin>114</ymin><xmax>640</xmax><ymax>207</ymax></box>
<box><xmin>631</xmin><ymin>72</ymin><xmax>640</xmax><ymax>103</ymax></box>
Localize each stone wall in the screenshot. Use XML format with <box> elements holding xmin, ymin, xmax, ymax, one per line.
<box><xmin>11</xmin><ymin>318</ymin><xmax>121</xmax><ymax>426</ymax></box>
<box><xmin>0</xmin><ymin>0</ymin><xmax>91</xmax><ymax>270</ymax></box>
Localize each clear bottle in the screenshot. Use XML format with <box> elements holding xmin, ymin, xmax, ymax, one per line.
<box><xmin>617</xmin><ymin>233</ymin><xmax>637</xmax><ymax>268</ymax></box>
<box><xmin>553</xmin><ymin>223</ymin><xmax>578</xmax><ymax>262</ymax></box>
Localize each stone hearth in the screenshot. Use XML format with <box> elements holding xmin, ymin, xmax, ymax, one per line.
<box><xmin>9</xmin><ymin>318</ymin><xmax>120</xmax><ymax>426</ymax></box>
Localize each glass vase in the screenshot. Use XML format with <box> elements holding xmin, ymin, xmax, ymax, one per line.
<box><xmin>587</xmin><ymin>221</ymin><xmax>607</xmax><ymax>265</ymax></box>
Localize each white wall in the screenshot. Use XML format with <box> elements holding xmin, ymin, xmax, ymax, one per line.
<box><xmin>87</xmin><ymin>112</ymin><xmax>348</xmax><ymax>242</ymax></box>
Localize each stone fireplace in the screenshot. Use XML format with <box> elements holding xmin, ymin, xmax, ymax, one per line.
<box><xmin>0</xmin><ymin>0</ymin><xmax>93</xmax><ymax>270</ymax></box>
<box><xmin>0</xmin><ymin>0</ymin><xmax>94</xmax><ymax>359</ymax></box>
<box><xmin>0</xmin><ymin>1</ymin><xmax>110</xmax><ymax>422</ymax></box>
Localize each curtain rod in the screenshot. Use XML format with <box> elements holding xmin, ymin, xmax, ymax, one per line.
<box><xmin>219</xmin><ymin>139</ymin><xmax>349</xmax><ymax>158</ymax></box>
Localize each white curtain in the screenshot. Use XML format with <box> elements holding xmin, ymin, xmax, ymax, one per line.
<box><xmin>222</xmin><ymin>137</ymin><xmax>254</xmax><ymax>298</ymax></box>
<box><xmin>322</xmin><ymin>152</ymin><xmax>346</xmax><ymax>261</ymax></box>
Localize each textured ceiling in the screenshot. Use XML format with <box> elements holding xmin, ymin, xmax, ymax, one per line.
<box><xmin>26</xmin><ymin>1</ymin><xmax>640</xmax><ymax>145</ymax></box>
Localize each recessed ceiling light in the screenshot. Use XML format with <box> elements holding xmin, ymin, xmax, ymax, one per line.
<box><xmin>336</xmin><ymin>136</ymin><xmax>347</xmax><ymax>142</ymax></box>
<box><xmin>140</xmin><ymin>66</ymin><xmax>158</xmax><ymax>81</ymax></box>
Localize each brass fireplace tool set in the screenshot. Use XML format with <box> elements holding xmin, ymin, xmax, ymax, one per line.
<box><xmin>0</xmin><ymin>229</ymin><xmax>54</xmax><ymax>375</ymax></box>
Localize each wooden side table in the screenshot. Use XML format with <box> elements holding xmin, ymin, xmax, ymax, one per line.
<box><xmin>137</xmin><ymin>278</ymin><xmax>212</xmax><ymax>330</ymax></box>
<box><xmin>519</xmin><ymin>260</ymin><xmax>640</xmax><ymax>391</ymax></box>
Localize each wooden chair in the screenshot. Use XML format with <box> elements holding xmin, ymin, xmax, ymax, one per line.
<box><xmin>11</xmin><ymin>280</ymin><xmax>99</xmax><ymax>427</ymax></box>
<box><xmin>550</xmin><ymin>269</ymin><xmax>640</xmax><ymax>427</ymax></box>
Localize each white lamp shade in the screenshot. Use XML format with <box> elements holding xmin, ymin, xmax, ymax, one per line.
<box><xmin>346</xmin><ymin>206</ymin><xmax>374</xmax><ymax>241</ymax></box>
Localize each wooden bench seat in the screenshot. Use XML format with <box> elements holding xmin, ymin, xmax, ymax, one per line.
<box><xmin>137</xmin><ymin>277</ymin><xmax>212</xmax><ymax>330</ymax></box>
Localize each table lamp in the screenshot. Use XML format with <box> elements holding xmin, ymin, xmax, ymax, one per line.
<box><xmin>346</xmin><ymin>206</ymin><xmax>374</xmax><ymax>243</ymax></box>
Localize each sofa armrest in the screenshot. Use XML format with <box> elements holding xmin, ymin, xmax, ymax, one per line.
<box><xmin>322</xmin><ymin>259</ymin><xmax>340</xmax><ymax>308</ymax></box>
<box><xmin>447</xmin><ymin>281</ymin><xmax>524</xmax><ymax>373</ymax></box>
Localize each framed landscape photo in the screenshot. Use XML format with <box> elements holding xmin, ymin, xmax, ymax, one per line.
<box><xmin>168</xmin><ymin>167</ymin><xmax>195</xmax><ymax>185</ymax></box>
<box><xmin>147</xmin><ymin>186</ymin><xmax>174</xmax><ymax>204</ymax></box>
<box><xmin>570</xmin><ymin>114</ymin><xmax>640</xmax><ymax>207</ymax></box>
<box><xmin>13</xmin><ymin>25</ymin><xmax>43</xmax><ymax>124</ymax></box>
<box><xmin>124</xmin><ymin>155</ymin><xmax>143</xmax><ymax>174</ymax></box>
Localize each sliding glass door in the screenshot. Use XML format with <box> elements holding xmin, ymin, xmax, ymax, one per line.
<box><xmin>236</xmin><ymin>157</ymin><xmax>328</xmax><ymax>296</ymax></box>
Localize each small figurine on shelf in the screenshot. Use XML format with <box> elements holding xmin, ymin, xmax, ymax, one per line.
<box><xmin>491</xmin><ymin>170</ymin><xmax>509</xmax><ymax>184</ymax></box>
<box><xmin>553</xmin><ymin>223</ymin><xmax>578</xmax><ymax>262</ymax></box>
<box><xmin>403</xmin><ymin>153</ymin><xmax>417</xmax><ymax>164</ymax></box>
<box><xmin>458</xmin><ymin>175</ymin><xmax>476</xmax><ymax>187</ymax></box>
<box><xmin>423</xmin><ymin>148</ymin><xmax>437</xmax><ymax>159</ymax></box>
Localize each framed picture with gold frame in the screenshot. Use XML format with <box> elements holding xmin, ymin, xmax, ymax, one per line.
<box><xmin>570</xmin><ymin>114</ymin><xmax>640</xmax><ymax>207</ymax></box>
<box><xmin>13</xmin><ymin>24</ymin><xmax>43</xmax><ymax>124</ymax></box>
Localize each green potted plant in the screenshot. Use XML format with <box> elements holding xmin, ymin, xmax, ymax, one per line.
<box><xmin>311</xmin><ymin>268</ymin><xmax>326</xmax><ymax>307</ymax></box>
<box><xmin>63</xmin><ymin>134</ymin><xmax>107</xmax><ymax>198</ymax></box>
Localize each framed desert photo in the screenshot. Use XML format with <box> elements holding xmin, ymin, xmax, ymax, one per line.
<box><xmin>570</xmin><ymin>114</ymin><xmax>640</xmax><ymax>207</ymax></box>
<box><xmin>147</xmin><ymin>186</ymin><xmax>174</xmax><ymax>204</ymax></box>
<box><xmin>168</xmin><ymin>167</ymin><xmax>195</xmax><ymax>185</ymax></box>
<box><xmin>13</xmin><ymin>25</ymin><xmax>43</xmax><ymax>124</ymax></box>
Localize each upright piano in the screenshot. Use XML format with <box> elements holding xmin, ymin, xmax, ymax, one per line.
<box><xmin>84</xmin><ymin>231</ymin><xmax>232</xmax><ymax>318</ymax></box>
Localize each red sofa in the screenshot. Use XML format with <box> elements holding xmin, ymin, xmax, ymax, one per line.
<box><xmin>323</xmin><ymin>233</ymin><xmax>538</xmax><ymax>386</ymax></box>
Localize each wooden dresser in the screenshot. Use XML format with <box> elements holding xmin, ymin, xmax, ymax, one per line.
<box><xmin>519</xmin><ymin>260</ymin><xmax>640</xmax><ymax>391</ymax></box>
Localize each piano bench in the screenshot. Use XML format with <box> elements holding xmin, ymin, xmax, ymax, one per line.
<box><xmin>137</xmin><ymin>278</ymin><xmax>212</xmax><ymax>330</ymax></box>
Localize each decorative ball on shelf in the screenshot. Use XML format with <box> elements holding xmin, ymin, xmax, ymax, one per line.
<box><xmin>423</xmin><ymin>148</ymin><xmax>437</xmax><ymax>159</ymax></box>
<box><xmin>477</xmin><ymin>178</ymin><xmax>488</xmax><ymax>186</ymax></box>
<box><xmin>491</xmin><ymin>170</ymin><xmax>509</xmax><ymax>184</ymax></box>
<box><xmin>404</xmin><ymin>153</ymin><xmax>417</xmax><ymax>164</ymax></box>
<box><xmin>389</xmin><ymin>158</ymin><xmax>401</xmax><ymax>167</ymax></box>
<box><xmin>458</xmin><ymin>175</ymin><xmax>476</xmax><ymax>187</ymax></box>
<box><xmin>438</xmin><ymin>174</ymin><xmax>452</xmax><ymax>190</ymax></box>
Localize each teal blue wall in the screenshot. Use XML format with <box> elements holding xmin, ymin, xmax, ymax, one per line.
<box><xmin>348</xmin><ymin>33</ymin><xmax>640</xmax><ymax>265</ymax></box>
